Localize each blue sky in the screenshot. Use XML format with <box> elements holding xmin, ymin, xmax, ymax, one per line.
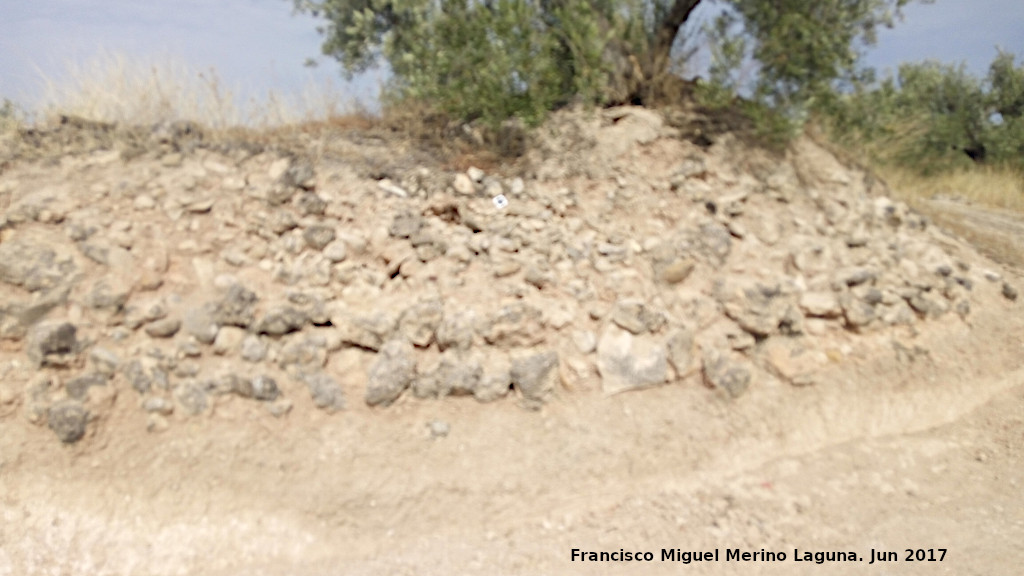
<box><xmin>1</xmin><ymin>0</ymin><xmax>1022</xmax><ymax>114</ymax></box>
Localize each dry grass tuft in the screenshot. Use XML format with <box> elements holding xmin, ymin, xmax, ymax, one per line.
<box><xmin>879</xmin><ymin>165</ymin><xmax>1024</xmax><ymax>213</ymax></box>
<box><xmin>37</xmin><ymin>50</ymin><xmax>365</xmax><ymax>129</ymax></box>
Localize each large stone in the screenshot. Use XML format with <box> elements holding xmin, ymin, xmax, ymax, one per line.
<box><xmin>0</xmin><ymin>239</ymin><xmax>75</xmax><ymax>292</ymax></box>
<box><xmin>303</xmin><ymin>225</ymin><xmax>336</xmax><ymax>250</ymax></box>
<box><xmin>212</xmin><ymin>284</ymin><xmax>258</xmax><ymax>328</ymax></box>
<box><xmin>436</xmin><ymin>308</ymin><xmax>478</xmax><ymax>351</ymax></box>
<box><xmin>666</xmin><ymin>328</ymin><xmax>696</xmax><ymax>378</ymax></box>
<box><xmin>511</xmin><ymin>350</ymin><xmax>560</xmax><ymax>404</ymax></box>
<box><xmin>173</xmin><ymin>381</ymin><xmax>209</xmax><ymax>416</ymax></box>
<box><xmin>65</xmin><ymin>373</ymin><xmax>109</xmax><ymax>400</ymax></box>
<box><xmin>435</xmin><ymin>352</ymin><xmax>483</xmax><ymax>397</ymax></box>
<box><xmin>799</xmin><ymin>291</ymin><xmax>842</xmax><ymax>318</ymax></box>
<box><xmin>256</xmin><ymin>306</ymin><xmax>309</xmax><ymax>336</ymax></box>
<box><xmin>596</xmin><ymin>325</ymin><xmax>668</xmax><ymax>394</ymax></box>
<box><xmin>482</xmin><ymin>302</ymin><xmax>545</xmax><ymax>347</ymax></box>
<box><xmin>398</xmin><ymin>299</ymin><xmax>444</xmax><ymax>347</ymax></box>
<box><xmin>717</xmin><ymin>279</ymin><xmax>801</xmax><ymax>337</ymax></box>
<box><xmin>338</xmin><ymin>311</ymin><xmax>397</xmax><ymax>351</ymax></box>
<box><xmin>47</xmin><ymin>400</ymin><xmax>88</xmax><ymax>443</ymax></box>
<box><xmin>183</xmin><ymin>305</ymin><xmax>219</xmax><ymax>344</ymax></box>
<box><xmin>233</xmin><ymin>375</ymin><xmax>281</xmax><ymax>401</ymax></box>
<box><xmin>301</xmin><ymin>371</ymin><xmax>346</xmax><ymax>413</ymax></box>
<box><xmin>365</xmin><ymin>339</ymin><xmax>416</xmax><ymax>406</ymax></box>
<box><xmin>610</xmin><ymin>299</ymin><xmax>666</xmax><ymax>335</ymax></box>
<box><xmin>388</xmin><ymin>210</ymin><xmax>424</xmax><ymax>239</ymax></box>
<box><xmin>26</xmin><ymin>321</ymin><xmax>78</xmax><ymax>368</ymax></box>
<box><xmin>144</xmin><ymin>317</ymin><xmax>181</xmax><ymax>338</ymax></box>
<box><xmin>702</xmin><ymin>350</ymin><xmax>752</xmax><ymax>398</ymax></box>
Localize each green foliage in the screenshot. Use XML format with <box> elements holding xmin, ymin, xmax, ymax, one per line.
<box><xmin>295</xmin><ymin>0</ymin><xmax>927</xmax><ymax>141</ymax></box>
<box><xmin>821</xmin><ymin>50</ymin><xmax>1024</xmax><ymax>173</ymax></box>
<box><xmin>1</xmin><ymin>98</ymin><xmax>23</xmax><ymax>132</ymax></box>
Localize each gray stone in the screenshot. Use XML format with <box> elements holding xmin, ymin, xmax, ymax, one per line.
<box><xmin>475</xmin><ymin>355</ymin><xmax>512</xmax><ymax>403</ymax></box>
<box><xmin>256</xmin><ymin>306</ymin><xmax>309</xmax><ymax>336</ymax></box>
<box><xmin>234</xmin><ymin>375</ymin><xmax>281</xmax><ymax>401</ymax></box>
<box><xmin>398</xmin><ymin>299</ymin><xmax>444</xmax><ymax>347</ymax></box>
<box><xmin>267</xmin><ymin>210</ymin><xmax>299</xmax><ymax>235</ymax></box>
<box><xmin>83</xmin><ymin>277</ymin><xmax>130</xmax><ymax>310</ymax></box>
<box><xmin>277</xmin><ymin>337</ymin><xmax>326</xmax><ymax>369</ymax></box>
<box><xmin>666</xmin><ymin>328</ymin><xmax>696</xmax><ymax>377</ymax></box>
<box><xmin>303</xmin><ymin>225</ymin><xmax>336</xmax><ymax>250</ymax></box>
<box><xmin>0</xmin><ymin>240</ymin><xmax>75</xmax><ymax>292</ymax></box>
<box><xmin>717</xmin><ymin>280</ymin><xmax>799</xmax><ymax>337</ymax></box>
<box><xmin>144</xmin><ymin>318</ymin><xmax>181</xmax><ymax>338</ymax></box>
<box><xmin>702</xmin><ymin>351</ymin><xmax>752</xmax><ymax>398</ymax></box>
<box><xmin>183</xmin><ymin>306</ymin><xmax>219</xmax><ymax>344</ymax></box>
<box><xmin>88</xmin><ymin>347</ymin><xmax>120</xmax><ymax>376</ymax></box>
<box><xmin>596</xmin><ymin>325</ymin><xmax>668</xmax><ymax>394</ymax></box>
<box><xmin>212</xmin><ymin>284</ymin><xmax>258</xmax><ymax>328</ymax></box>
<box><xmin>435</xmin><ymin>353</ymin><xmax>483</xmax><ymax>397</ymax></box>
<box><xmin>511</xmin><ymin>351</ymin><xmax>559</xmax><ymax>404</ymax></box>
<box><xmin>482</xmin><ymin>303</ymin><xmax>545</xmax><ymax>347</ymax></box>
<box><xmin>173</xmin><ymin>381</ymin><xmax>209</xmax><ymax>416</ymax></box>
<box><xmin>908</xmin><ymin>291</ymin><xmax>949</xmax><ymax>319</ymax></box>
<box><xmin>240</xmin><ymin>334</ymin><xmax>268</xmax><ymax>362</ymax></box>
<box><xmin>366</xmin><ymin>339</ymin><xmax>416</xmax><ymax>406</ymax></box>
<box><xmin>696</xmin><ymin>223</ymin><xmax>732</xmax><ymax>265</ymax></box>
<box><xmin>799</xmin><ymin>291</ymin><xmax>842</xmax><ymax>318</ymax></box>
<box><xmin>323</xmin><ymin>240</ymin><xmax>348</xmax><ymax>263</ymax></box>
<box><xmin>388</xmin><ymin>210</ymin><xmax>424</xmax><ymax>239</ymax></box>
<box><xmin>339</xmin><ymin>311</ymin><xmax>397</xmax><ymax>351</ymax></box>
<box><xmin>122</xmin><ymin>359</ymin><xmax>152</xmax><ymax>394</ymax></box>
<box><xmin>841</xmin><ymin>293</ymin><xmax>876</xmax><ymax>329</ymax></box>
<box><xmin>611</xmin><ymin>300</ymin><xmax>666</xmax><ymax>335</ymax></box>
<box><xmin>295</xmin><ymin>192</ymin><xmax>327</xmax><ymax>216</ymax></box>
<box><xmin>26</xmin><ymin>321</ymin><xmax>78</xmax><ymax>368</ymax></box>
<box><xmin>1003</xmin><ymin>282</ymin><xmax>1019</xmax><ymax>302</ymax></box>
<box><xmin>142</xmin><ymin>396</ymin><xmax>174</xmax><ymax>415</ymax></box>
<box><xmin>65</xmin><ymin>373</ymin><xmax>108</xmax><ymax>400</ymax></box>
<box><xmin>47</xmin><ymin>400</ymin><xmax>88</xmax><ymax>443</ymax></box>
<box><xmin>298</xmin><ymin>371</ymin><xmax>344</xmax><ymax>413</ymax></box>
<box><xmin>436</xmin><ymin>309</ymin><xmax>478</xmax><ymax>351</ymax></box>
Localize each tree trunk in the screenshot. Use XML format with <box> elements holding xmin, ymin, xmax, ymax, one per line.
<box><xmin>601</xmin><ymin>0</ymin><xmax>704</xmax><ymax>105</ymax></box>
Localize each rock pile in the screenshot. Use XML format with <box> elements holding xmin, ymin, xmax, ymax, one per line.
<box><xmin>0</xmin><ymin>106</ymin><xmax>1017</xmax><ymax>442</ymax></box>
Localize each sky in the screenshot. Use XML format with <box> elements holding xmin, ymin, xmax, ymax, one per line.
<box><xmin>1</xmin><ymin>0</ymin><xmax>1022</xmax><ymax>117</ymax></box>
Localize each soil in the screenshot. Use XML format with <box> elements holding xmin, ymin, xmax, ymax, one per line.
<box><xmin>2</xmin><ymin>285</ymin><xmax>1022</xmax><ymax>576</ymax></box>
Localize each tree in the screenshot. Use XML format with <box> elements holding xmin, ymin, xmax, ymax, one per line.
<box><xmin>292</xmin><ymin>0</ymin><xmax>923</xmax><ymax>127</ymax></box>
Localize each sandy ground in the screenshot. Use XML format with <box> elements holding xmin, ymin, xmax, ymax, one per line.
<box><xmin>2</xmin><ymin>282</ymin><xmax>1022</xmax><ymax>576</ymax></box>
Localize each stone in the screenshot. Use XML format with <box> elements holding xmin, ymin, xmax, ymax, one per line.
<box><xmin>47</xmin><ymin>400</ymin><xmax>88</xmax><ymax>443</ymax></box>
<box><xmin>717</xmin><ymin>280</ymin><xmax>799</xmax><ymax>337</ymax></box>
<box><xmin>240</xmin><ymin>335</ymin><xmax>268</xmax><ymax>362</ymax></box>
<box><xmin>511</xmin><ymin>350</ymin><xmax>560</xmax><ymax>405</ymax></box>
<box><xmin>799</xmin><ymin>292</ymin><xmax>842</xmax><ymax>318</ymax></box>
<box><xmin>908</xmin><ymin>291</ymin><xmax>949</xmax><ymax>319</ymax></box>
<box><xmin>338</xmin><ymin>311</ymin><xmax>397</xmax><ymax>351</ymax></box>
<box><xmin>142</xmin><ymin>396</ymin><xmax>174</xmax><ymax>415</ymax></box>
<box><xmin>761</xmin><ymin>338</ymin><xmax>825</xmax><ymax>386</ymax></box>
<box><xmin>660</xmin><ymin>258</ymin><xmax>695</xmax><ymax>285</ymax></box>
<box><xmin>299</xmin><ymin>373</ymin><xmax>346</xmax><ymax>412</ymax></box>
<box><xmin>323</xmin><ymin>240</ymin><xmax>348</xmax><ymax>263</ymax></box>
<box><xmin>666</xmin><ymin>328</ymin><xmax>696</xmax><ymax>378</ymax></box>
<box><xmin>83</xmin><ymin>277</ymin><xmax>130</xmax><ymax>310</ymax></box>
<box><xmin>144</xmin><ymin>318</ymin><xmax>181</xmax><ymax>338</ymax></box>
<box><xmin>436</xmin><ymin>309</ymin><xmax>478</xmax><ymax>351</ymax></box>
<box><xmin>572</xmin><ymin>330</ymin><xmax>597</xmax><ymax>354</ymax></box>
<box><xmin>475</xmin><ymin>354</ymin><xmax>512</xmax><ymax>403</ymax></box>
<box><xmin>702</xmin><ymin>350</ymin><xmax>752</xmax><ymax>398</ymax></box>
<box><xmin>0</xmin><ymin>239</ymin><xmax>75</xmax><ymax>292</ymax></box>
<box><xmin>303</xmin><ymin>225</ymin><xmax>336</xmax><ymax>250</ymax></box>
<box><xmin>435</xmin><ymin>352</ymin><xmax>483</xmax><ymax>397</ymax></box>
<box><xmin>611</xmin><ymin>300</ymin><xmax>666</xmax><ymax>335</ymax></box>
<box><xmin>398</xmin><ymin>299</ymin><xmax>444</xmax><ymax>347</ymax></box>
<box><xmin>256</xmin><ymin>306</ymin><xmax>309</xmax><ymax>336</ymax></box>
<box><xmin>295</xmin><ymin>192</ymin><xmax>327</xmax><ymax>216</ymax></box>
<box><xmin>1003</xmin><ymin>282</ymin><xmax>1019</xmax><ymax>302</ymax></box>
<box><xmin>173</xmin><ymin>381</ymin><xmax>209</xmax><ymax>416</ymax></box>
<box><xmin>65</xmin><ymin>373</ymin><xmax>108</xmax><ymax>400</ymax></box>
<box><xmin>840</xmin><ymin>293</ymin><xmax>876</xmax><ymax>329</ymax></box>
<box><xmin>366</xmin><ymin>339</ymin><xmax>416</xmax><ymax>406</ymax></box>
<box><xmin>89</xmin><ymin>347</ymin><xmax>120</xmax><ymax>376</ymax></box>
<box><xmin>388</xmin><ymin>210</ymin><xmax>424</xmax><ymax>239</ymax></box>
<box><xmin>453</xmin><ymin>173</ymin><xmax>475</xmax><ymax>196</ymax></box>
<box><xmin>26</xmin><ymin>321</ymin><xmax>78</xmax><ymax>368</ymax></box>
<box><xmin>183</xmin><ymin>306</ymin><xmax>219</xmax><ymax>344</ymax></box>
<box><xmin>482</xmin><ymin>303</ymin><xmax>545</xmax><ymax>347</ymax></box>
<box><xmin>212</xmin><ymin>326</ymin><xmax>246</xmax><ymax>355</ymax></box>
<box><xmin>234</xmin><ymin>375</ymin><xmax>280</xmax><ymax>401</ymax></box>
<box><xmin>596</xmin><ymin>325</ymin><xmax>669</xmax><ymax>394</ymax></box>
<box><xmin>212</xmin><ymin>284</ymin><xmax>258</xmax><ymax>328</ymax></box>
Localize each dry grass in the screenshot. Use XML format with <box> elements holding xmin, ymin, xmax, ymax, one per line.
<box><xmin>36</xmin><ymin>50</ymin><xmax>368</xmax><ymax>129</ymax></box>
<box><xmin>878</xmin><ymin>165</ymin><xmax>1024</xmax><ymax>212</ymax></box>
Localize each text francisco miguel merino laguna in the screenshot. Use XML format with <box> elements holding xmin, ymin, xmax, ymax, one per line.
<box><xmin>571</xmin><ymin>548</ymin><xmax>935</xmax><ymax>565</ymax></box>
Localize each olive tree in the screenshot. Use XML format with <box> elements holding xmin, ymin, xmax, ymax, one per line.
<box><xmin>292</xmin><ymin>0</ymin><xmax>924</xmax><ymax>126</ymax></box>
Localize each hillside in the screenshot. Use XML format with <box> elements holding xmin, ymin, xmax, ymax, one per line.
<box><xmin>1</xmin><ymin>106</ymin><xmax>1022</xmax><ymax>575</ymax></box>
